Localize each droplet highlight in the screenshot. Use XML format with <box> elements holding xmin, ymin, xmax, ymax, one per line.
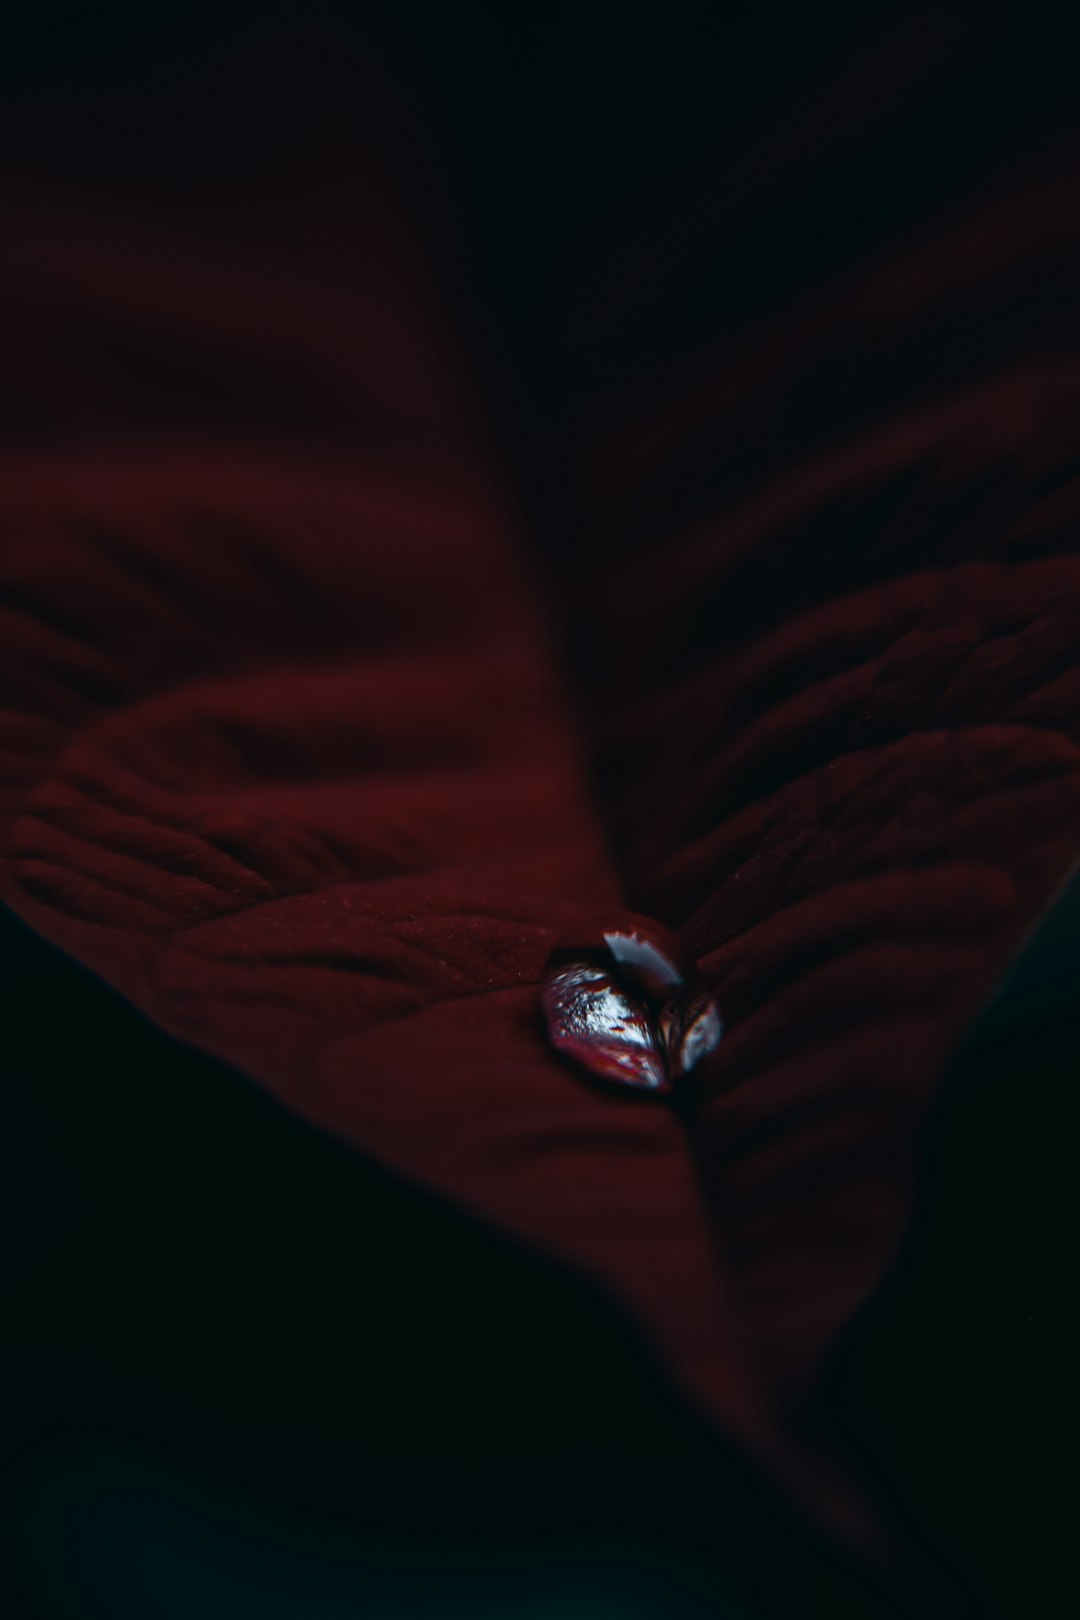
<box><xmin>541</xmin><ymin>919</ymin><xmax>722</xmax><ymax>1095</ymax></box>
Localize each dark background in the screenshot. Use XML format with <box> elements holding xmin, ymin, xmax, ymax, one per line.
<box><xmin>3</xmin><ymin>5</ymin><xmax>1078</xmax><ymax>1616</ymax></box>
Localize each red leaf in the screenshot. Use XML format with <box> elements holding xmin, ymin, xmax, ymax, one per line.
<box><xmin>3</xmin><ymin>34</ymin><xmax>1080</xmax><ymax>1559</ymax></box>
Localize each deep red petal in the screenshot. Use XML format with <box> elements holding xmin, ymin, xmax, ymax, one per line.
<box><xmin>2</xmin><ymin>28</ymin><xmax>1080</xmax><ymax>1562</ymax></box>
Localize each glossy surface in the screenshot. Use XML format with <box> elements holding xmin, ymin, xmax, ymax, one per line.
<box><xmin>542</xmin><ymin>962</ymin><xmax>669</xmax><ymax>1091</ymax></box>
<box><xmin>542</xmin><ymin>925</ymin><xmax>722</xmax><ymax>1094</ymax></box>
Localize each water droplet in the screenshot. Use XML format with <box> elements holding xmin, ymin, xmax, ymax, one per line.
<box><xmin>542</xmin><ymin>962</ymin><xmax>668</xmax><ymax>1091</ymax></box>
<box><xmin>541</xmin><ymin>918</ymin><xmax>722</xmax><ymax>1095</ymax></box>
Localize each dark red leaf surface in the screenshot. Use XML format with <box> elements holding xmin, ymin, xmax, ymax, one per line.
<box><xmin>3</xmin><ymin>17</ymin><xmax>1080</xmax><ymax>1553</ymax></box>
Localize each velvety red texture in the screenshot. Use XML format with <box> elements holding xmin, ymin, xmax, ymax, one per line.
<box><xmin>2</xmin><ymin>32</ymin><xmax>1080</xmax><ymax>1543</ymax></box>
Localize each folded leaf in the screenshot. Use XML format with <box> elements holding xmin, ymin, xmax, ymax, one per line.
<box><xmin>3</xmin><ymin>22</ymin><xmax>1080</xmax><ymax>1562</ymax></box>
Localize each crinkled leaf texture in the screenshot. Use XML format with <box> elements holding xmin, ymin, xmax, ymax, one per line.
<box><xmin>3</xmin><ymin>55</ymin><xmax>1080</xmax><ymax>1547</ymax></box>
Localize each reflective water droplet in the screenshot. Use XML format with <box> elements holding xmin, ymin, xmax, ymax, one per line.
<box><xmin>659</xmin><ymin>986</ymin><xmax>724</xmax><ymax>1080</ymax></box>
<box><xmin>603</xmin><ymin>928</ymin><xmax>683</xmax><ymax>999</ymax></box>
<box><xmin>541</xmin><ymin>918</ymin><xmax>722</xmax><ymax>1096</ymax></box>
<box><xmin>542</xmin><ymin>963</ymin><xmax>668</xmax><ymax>1091</ymax></box>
